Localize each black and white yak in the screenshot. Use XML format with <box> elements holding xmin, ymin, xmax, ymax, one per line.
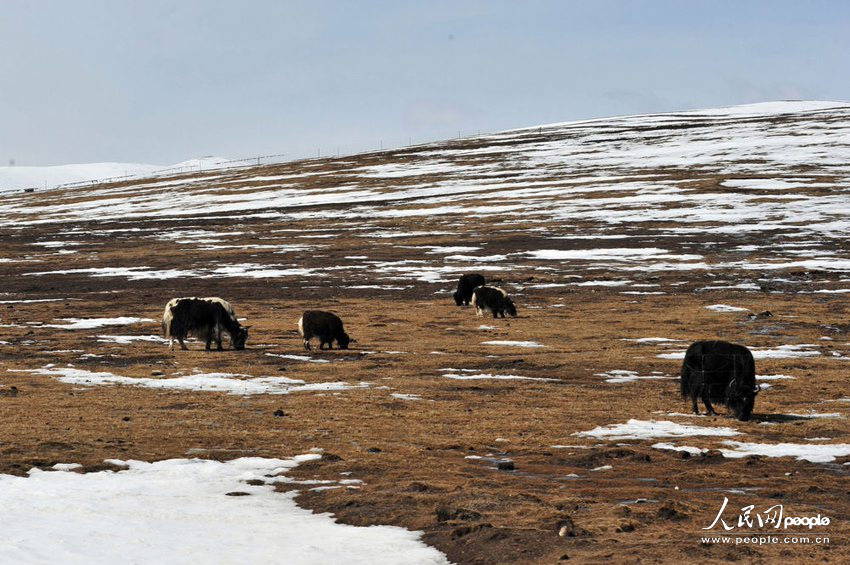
<box><xmin>471</xmin><ymin>286</ymin><xmax>517</xmax><ymax>318</ymax></box>
<box><xmin>680</xmin><ymin>340</ymin><xmax>759</xmax><ymax>421</ymax></box>
<box><xmin>298</xmin><ymin>310</ymin><xmax>351</xmax><ymax>350</ymax></box>
<box><xmin>162</xmin><ymin>297</ymin><xmax>249</xmax><ymax>351</ymax></box>
<box><xmin>453</xmin><ymin>273</ymin><xmax>486</xmax><ymax>306</ymax></box>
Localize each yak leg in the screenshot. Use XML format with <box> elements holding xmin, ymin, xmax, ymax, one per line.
<box><xmin>319</xmin><ymin>341</ymin><xmax>325</xmax><ymax>350</ymax></box>
<box><xmin>700</xmin><ymin>387</ymin><xmax>718</xmax><ymax>416</ymax></box>
<box><xmin>178</xmin><ymin>336</ymin><xmax>188</xmax><ymax>351</ymax></box>
<box><xmin>691</xmin><ymin>394</ymin><xmax>700</xmax><ymax>415</ymax></box>
<box><xmin>214</xmin><ymin>324</ymin><xmax>224</xmax><ymax>351</ymax></box>
<box><xmin>303</xmin><ymin>338</ymin><xmax>311</xmax><ymax>351</ymax></box>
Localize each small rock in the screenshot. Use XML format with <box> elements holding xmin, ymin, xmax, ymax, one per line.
<box><xmin>556</xmin><ymin>516</ymin><xmax>584</xmax><ymax>537</ymax></box>
<box><xmin>122</xmin><ymin>416</ymin><xmax>131</xmax><ymax>422</ymax></box>
<box><xmin>497</xmin><ymin>461</ymin><xmax>515</xmax><ymax>471</ymax></box>
<box><xmin>225</xmin><ymin>491</ymin><xmax>251</xmax><ymax>496</ymax></box>
<box><xmin>273</xmin><ymin>409</ymin><xmax>285</xmax><ymax>417</ymax></box>
<box><xmin>367</xmin><ymin>447</ymin><xmax>382</xmax><ymax>453</ymax></box>
<box><xmin>151</xmin><ymin>370</ymin><xmax>164</xmax><ymax>376</ymax></box>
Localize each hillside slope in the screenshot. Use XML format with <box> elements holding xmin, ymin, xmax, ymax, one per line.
<box><xmin>1</xmin><ymin>101</ymin><xmax>849</xmax><ymax>564</ymax></box>
<box><xmin>0</xmin><ymin>156</ymin><xmax>232</xmax><ymax>193</ymax></box>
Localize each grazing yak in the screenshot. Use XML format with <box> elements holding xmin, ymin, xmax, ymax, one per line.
<box><xmin>162</xmin><ymin>297</ymin><xmax>249</xmax><ymax>351</ymax></box>
<box><xmin>680</xmin><ymin>340</ymin><xmax>759</xmax><ymax>421</ymax></box>
<box><xmin>471</xmin><ymin>286</ymin><xmax>517</xmax><ymax>318</ymax></box>
<box><xmin>453</xmin><ymin>273</ymin><xmax>486</xmax><ymax>306</ymax></box>
<box><xmin>298</xmin><ymin>310</ymin><xmax>351</xmax><ymax>350</ymax></box>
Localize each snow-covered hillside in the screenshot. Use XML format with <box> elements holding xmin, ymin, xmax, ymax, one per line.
<box><xmin>3</xmin><ymin>100</ymin><xmax>849</xmax><ymax>221</ymax></box>
<box><xmin>2</xmin><ymin>100</ymin><xmax>850</xmax><ymax>288</ymax></box>
<box><xmin>0</xmin><ymin>156</ymin><xmax>232</xmax><ymax>193</ymax></box>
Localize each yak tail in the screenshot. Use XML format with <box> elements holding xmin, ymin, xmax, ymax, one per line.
<box><xmin>679</xmin><ymin>367</ymin><xmax>688</xmax><ymax>399</ymax></box>
<box><xmin>471</xmin><ymin>292</ymin><xmax>478</xmax><ymax>309</ymax></box>
<box><xmin>162</xmin><ymin>306</ymin><xmax>173</xmax><ymax>339</ymax></box>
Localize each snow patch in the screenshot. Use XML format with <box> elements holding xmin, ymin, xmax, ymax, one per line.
<box><xmin>45</xmin><ymin>317</ymin><xmax>154</xmax><ymax>330</ymax></box>
<box><xmin>574</xmin><ymin>419</ymin><xmax>741</xmax><ymax>440</ymax></box>
<box><xmin>595</xmin><ymin>370</ymin><xmax>674</xmax><ymax>384</ymax></box>
<box><xmin>704</xmin><ymin>304</ymin><xmax>748</xmax><ymax>312</ymax></box>
<box><xmin>15</xmin><ymin>367</ymin><xmax>365</xmax><ymax>396</ymax></box>
<box><xmin>720</xmin><ymin>441</ymin><xmax>850</xmax><ymax>463</ymax></box>
<box><xmin>651</xmin><ymin>442</ymin><xmax>708</xmax><ymax>455</ymax></box>
<box><xmin>0</xmin><ymin>456</ymin><xmax>448</xmax><ymax>564</ymax></box>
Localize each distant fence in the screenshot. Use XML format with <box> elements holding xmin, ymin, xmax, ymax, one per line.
<box><xmin>24</xmin><ymin>152</ymin><xmax>292</xmax><ymax>193</ymax></box>
<box><xmin>15</xmin><ymin>128</ymin><xmax>503</xmax><ymax>193</ymax></box>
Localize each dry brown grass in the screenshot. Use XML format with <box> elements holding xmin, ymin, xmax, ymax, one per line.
<box><xmin>1</xmin><ymin>148</ymin><xmax>849</xmax><ymax>563</ymax></box>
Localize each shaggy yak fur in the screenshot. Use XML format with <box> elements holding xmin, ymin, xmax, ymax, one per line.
<box><xmin>162</xmin><ymin>297</ymin><xmax>249</xmax><ymax>351</ymax></box>
<box><xmin>680</xmin><ymin>340</ymin><xmax>759</xmax><ymax>421</ymax></box>
<box><xmin>298</xmin><ymin>310</ymin><xmax>351</xmax><ymax>350</ymax></box>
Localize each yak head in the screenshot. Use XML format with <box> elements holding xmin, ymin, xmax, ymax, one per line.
<box><xmin>453</xmin><ymin>291</ymin><xmax>463</xmax><ymax>306</ymax></box>
<box><xmin>337</xmin><ymin>332</ymin><xmax>351</xmax><ymax>350</ymax></box>
<box><xmin>505</xmin><ymin>299</ymin><xmax>518</xmax><ymax>317</ymax></box>
<box><xmin>726</xmin><ymin>380</ymin><xmax>760</xmax><ymax>421</ymax></box>
<box><xmin>231</xmin><ymin>325</ymin><xmax>250</xmax><ymax>350</ymax></box>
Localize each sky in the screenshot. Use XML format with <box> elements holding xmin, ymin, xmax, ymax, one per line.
<box><xmin>1</xmin><ymin>0</ymin><xmax>848</xmax><ymax>166</ymax></box>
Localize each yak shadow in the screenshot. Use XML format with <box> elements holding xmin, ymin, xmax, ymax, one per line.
<box><xmin>696</xmin><ymin>412</ymin><xmax>820</xmax><ymax>423</ymax></box>
<box><xmin>751</xmin><ymin>413</ymin><xmax>822</xmax><ymax>424</ymax></box>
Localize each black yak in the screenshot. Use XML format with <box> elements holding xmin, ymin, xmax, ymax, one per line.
<box><xmin>298</xmin><ymin>310</ymin><xmax>351</xmax><ymax>350</ymax></box>
<box><xmin>680</xmin><ymin>340</ymin><xmax>759</xmax><ymax>421</ymax></box>
<box><xmin>471</xmin><ymin>286</ymin><xmax>517</xmax><ymax>318</ymax></box>
<box><xmin>453</xmin><ymin>273</ymin><xmax>486</xmax><ymax>306</ymax></box>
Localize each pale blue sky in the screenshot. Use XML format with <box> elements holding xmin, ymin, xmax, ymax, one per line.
<box><xmin>1</xmin><ymin>1</ymin><xmax>848</xmax><ymax>165</ymax></box>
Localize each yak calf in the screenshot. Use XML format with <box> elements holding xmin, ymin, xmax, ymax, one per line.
<box><xmin>298</xmin><ymin>310</ymin><xmax>352</xmax><ymax>350</ymax></box>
